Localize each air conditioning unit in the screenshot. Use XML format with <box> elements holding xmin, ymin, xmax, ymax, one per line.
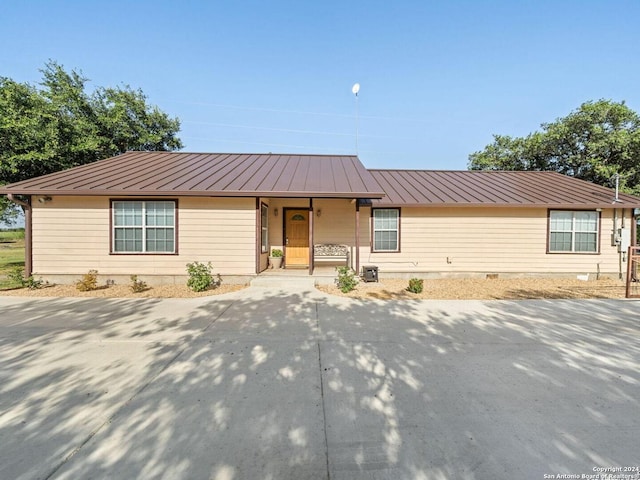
<box><xmin>362</xmin><ymin>265</ymin><xmax>379</xmax><ymax>282</ymax></box>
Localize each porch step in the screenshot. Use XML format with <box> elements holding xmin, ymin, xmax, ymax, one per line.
<box><xmin>250</xmin><ymin>276</ymin><xmax>317</xmax><ymax>289</ymax></box>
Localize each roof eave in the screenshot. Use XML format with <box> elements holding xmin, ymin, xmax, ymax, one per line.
<box><xmin>0</xmin><ymin>188</ymin><xmax>386</xmax><ymax>199</ymax></box>
<box><xmin>371</xmin><ymin>202</ymin><xmax>640</xmax><ymax>209</ymax></box>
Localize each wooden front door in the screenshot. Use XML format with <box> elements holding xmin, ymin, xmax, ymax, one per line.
<box><xmin>285</xmin><ymin>209</ymin><xmax>309</xmax><ymax>267</ymax></box>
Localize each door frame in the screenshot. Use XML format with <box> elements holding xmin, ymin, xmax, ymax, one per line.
<box><xmin>283</xmin><ymin>207</ymin><xmax>311</xmax><ymax>268</ymax></box>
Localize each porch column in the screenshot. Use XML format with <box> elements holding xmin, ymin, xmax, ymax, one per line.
<box><xmin>7</xmin><ymin>194</ymin><xmax>32</xmax><ymax>277</ymax></box>
<box><xmin>255</xmin><ymin>198</ymin><xmax>261</xmax><ymax>274</ymax></box>
<box><xmin>355</xmin><ymin>200</ymin><xmax>360</xmax><ymax>274</ymax></box>
<box><xmin>309</xmin><ymin>198</ymin><xmax>314</xmax><ymax>275</ymax></box>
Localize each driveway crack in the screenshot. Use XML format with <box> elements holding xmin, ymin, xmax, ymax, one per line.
<box><xmin>315</xmin><ymin>300</ymin><xmax>331</xmax><ymax>480</ymax></box>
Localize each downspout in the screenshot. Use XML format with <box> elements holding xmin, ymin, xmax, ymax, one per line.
<box><xmin>7</xmin><ymin>194</ymin><xmax>32</xmax><ymax>277</ymax></box>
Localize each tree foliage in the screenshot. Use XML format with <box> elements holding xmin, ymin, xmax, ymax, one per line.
<box><xmin>468</xmin><ymin>100</ymin><xmax>640</xmax><ymax>195</ymax></box>
<box><xmin>0</xmin><ymin>61</ymin><xmax>183</xmax><ymax>223</ymax></box>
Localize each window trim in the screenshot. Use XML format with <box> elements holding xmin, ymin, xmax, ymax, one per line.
<box><xmin>260</xmin><ymin>202</ymin><xmax>269</xmax><ymax>254</ymax></box>
<box><xmin>371</xmin><ymin>208</ymin><xmax>401</xmax><ymax>253</ymax></box>
<box><xmin>547</xmin><ymin>209</ymin><xmax>601</xmax><ymax>255</ymax></box>
<box><xmin>110</xmin><ymin>199</ymin><xmax>179</xmax><ymax>255</ymax></box>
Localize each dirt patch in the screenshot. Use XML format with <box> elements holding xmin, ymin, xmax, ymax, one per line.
<box><xmin>0</xmin><ymin>282</ymin><xmax>247</xmax><ymax>298</ymax></box>
<box><xmin>317</xmin><ymin>276</ymin><xmax>630</xmax><ymax>300</ymax></box>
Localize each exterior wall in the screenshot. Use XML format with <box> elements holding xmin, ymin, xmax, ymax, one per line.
<box><xmin>32</xmin><ymin>196</ymin><xmax>257</xmax><ymax>282</ymax></box>
<box><xmin>30</xmin><ymin>196</ymin><xmax>633</xmax><ymax>282</ymax></box>
<box><xmin>357</xmin><ymin>206</ymin><xmax>631</xmax><ymax>277</ymax></box>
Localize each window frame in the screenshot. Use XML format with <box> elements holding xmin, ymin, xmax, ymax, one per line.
<box><xmin>547</xmin><ymin>209</ymin><xmax>601</xmax><ymax>254</ymax></box>
<box><xmin>260</xmin><ymin>202</ymin><xmax>269</xmax><ymax>254</ymax></box>
<box><xmin>371</xmin><ymin>208</ymin><xmax>401</xmax><ymax>253</ymax></box>
<box><xmin>110</xmin><ymin>199</ymin><xmax>178</xmax><ymax>255</ymax></box>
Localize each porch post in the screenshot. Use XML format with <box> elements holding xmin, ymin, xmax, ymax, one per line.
<box><xmin>7</xmin><ymin>194</ymin><xmax>32</xmax><ymax>277</ymax></box>
<box><xmin>355</xmin><ymin>200</ymin><xmax>360</xmax><ymax>274</ymax></box>
<box><xmin>255</xmin><ymin>198</ymin><xmax>261</xmax><ymax>274</ymax></box>
<box><xmin>309</xmin><ymin>198</ymin><xmax>314</xmax><ymax>275</ymax></box>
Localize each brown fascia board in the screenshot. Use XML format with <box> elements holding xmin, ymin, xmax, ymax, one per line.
<box><xmin>372</xmin><ymin>201</ymin><xmax>640</xmax><ymax>209</ymax></box>
<box><xmin>0</xmin><ymin>188</ymin><xmax>385</xmax><ymax>199</ymax></box>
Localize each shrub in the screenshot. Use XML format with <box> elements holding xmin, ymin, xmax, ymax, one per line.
<box><xmin>336</xmin><ymin>266</ymin><xmax>358</xmax><ymax>293</ymax></box>
<box><xmin>270</xmin><ymin>249</ymin><xmax>283</xmax><ymax>257</ymax></box>
<box><xmin>186</xmin><ymin>261</ymin><xmax>220</xmax><ymax>292</ymax></box>
<box><xmin>75</xmin><ymin>269</ymin><xmax>99</xmax><ymax>291</ymax></box>
<box><xmin>407</xmin><ymin>277</ymin><xmax>424</xmax><ymax>294</ymax></box>
<box><xmin>23</xmin><ymin>276</ymin><xmax>44</xmax><ymax>290</ymax></box>
<box><xmin>130</xmin><ymin>275</ymin><xmax>148</xmax><ymax>293</ymax></box>
<box><xmin>7</xmin><ymin>267</ymin><xmax>43</xmax><ymax>290</ymax></box>
<box><xmin>7</xmin><ymin>267</ymin><xmax>25</xmax><ymax>286</ymax></box>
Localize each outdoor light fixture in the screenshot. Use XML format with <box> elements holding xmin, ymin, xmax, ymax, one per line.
<box><xmin>316</xmin><ymin>209</ymin><xmax>322</xmax><ymax>217</ymax></box>
<box><xmin>38</xmin><ymin>196</ymin><xmax>52</xmax><ymax>204</ymax></box>
<box><xmin>274</xmin><ymin>208</ymin><xmax>278</xmax><ymax>217</ymax></box>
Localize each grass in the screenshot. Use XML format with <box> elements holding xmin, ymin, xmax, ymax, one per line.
<box><xmin>0</xmin><ymin>230</ymin><xmax>26</xmax><ymax>289</ymax></box>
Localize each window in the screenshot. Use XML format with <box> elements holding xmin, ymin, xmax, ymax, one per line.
<box><xmin>261</xmin><ymin>203</ymin><xmax>268</xmax><ymax>253</ymax></box>
<box><xmin>112</xmin><ymin>200</ymin><xmax>176</xmax><ymax>253</ymax></box>
<box><xmin>372</xmin><ymin>208</ymin><xmax>400</xmax><ymax>252</ymax></box>
<box><xmin>549</xmin><ymin>210</ymin><xmax>599</xmax><ymax>253</ymax></box>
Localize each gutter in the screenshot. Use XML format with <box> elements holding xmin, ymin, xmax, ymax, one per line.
<box><xmin>6</xmin><ymin>194</ymin><xmax>32</xmax><ymax>277</ymax></box>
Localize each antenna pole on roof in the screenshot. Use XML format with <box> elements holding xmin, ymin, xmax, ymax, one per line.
<box><xmin>352</xmin><ymin>83</ymin><xmax>360</xmax><ymax>156</ymax></box>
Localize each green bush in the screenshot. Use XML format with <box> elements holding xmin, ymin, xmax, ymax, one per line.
<box><xmin>407</xmin><ymin>277</ymin><xmax>424</xmax><ymax>294</ymax></box>
<box><xmin>270</xmin><ymin>249</ymin><xmax>283</xmax><ymax>257</ymax></box>
<box><xmin>7</xmin><ymin>267</ymin><xmax>43</xmax><ymax>290</ymax></box>
<box><xmin>75</xmin><ymin>269</ymin><xmax>99</xmax><ymax>291</ymax></box>
<box><xmin>186</xmin><ymin>261</ymin><xmax>220</xmax><ymax>292</ymax></box>
<box><xmin>130</xmin><ymin>275</ymin><xmax>148</xmax><ymax>293</ymax></box>
<box><xmin>336</xmin><ymin>266</ymin><xmax>358</xmax><ymax>293</ymax></box>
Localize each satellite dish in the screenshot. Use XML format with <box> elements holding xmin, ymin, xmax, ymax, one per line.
<box><xmin>352</xmin><ymin>83</ymin><xmax>360</xmax><ymax>95</ymax></box>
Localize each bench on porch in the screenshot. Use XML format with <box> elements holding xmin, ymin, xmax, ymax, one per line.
<box><xmin>313</xmin><ymin>244</ymin><xmax>350</xmax><ymax>267</ymax></box>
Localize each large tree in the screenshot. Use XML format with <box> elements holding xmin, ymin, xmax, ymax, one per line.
<box><xmin>468</xmin><ymin>100</ymin><xmax>640</xmax><ymax>195</ymax></box>
<box><xmin>0</xmin><ymin>61</ymin><xmax>182</xmax><ymax>223</ymax></box>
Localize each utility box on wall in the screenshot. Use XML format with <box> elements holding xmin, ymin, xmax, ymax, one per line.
<box><xmin>362</xmin><ymin>265</ymin><xmax>379</xmax><ymax>282</ymax></box>
<box><xmin>617</xmin><ymin>227</ymin><xmax>632</xmax><ymax>253</ymax></box>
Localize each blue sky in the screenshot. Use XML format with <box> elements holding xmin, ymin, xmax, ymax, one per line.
<box><xmin>1</xmin><ymin>0</ymin><xmax>639</xmax><ymax>171</ymax></box>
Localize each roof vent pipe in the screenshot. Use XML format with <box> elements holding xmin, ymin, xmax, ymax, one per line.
<box><xmin>613</xmin><ymin>173</ymin><xmax>621</xmax><ymax>203</ymax></box>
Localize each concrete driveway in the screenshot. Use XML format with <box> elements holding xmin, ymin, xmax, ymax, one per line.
<box><xmin>0</xmin><ymin>286</ymin><xmax>638</xmax><ymax>480</ymax></box>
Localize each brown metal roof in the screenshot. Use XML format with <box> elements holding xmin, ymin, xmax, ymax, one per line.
<box><xmin>369</xmin><ymin>169</ymin><xmax>640</xmax><ymax>208</ymax></box>
<box><xmin>0</xmin><ymin>152</ymin><xmax>385</xmax><ymax>199</ymax></box>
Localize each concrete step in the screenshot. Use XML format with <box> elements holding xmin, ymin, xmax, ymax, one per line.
<box><xmin>250</xmin><ymin>276</ymin><xmax>318</xmax><ymax>289</ymax></box>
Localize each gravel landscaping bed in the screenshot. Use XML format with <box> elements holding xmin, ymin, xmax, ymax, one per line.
<box><xmin>1</xmin><ymin>276</ymin><xmax>632</xmax><ymax>300</ymax></box>
<box><xmin>0</xmin><ymin>282</ymin><xmax>247</xmax><ymax>298</ymax></box>
<box><xmin>317</xmin><ymin>276</ymin><xmax>629</xmax><ymax>300</ymax></box>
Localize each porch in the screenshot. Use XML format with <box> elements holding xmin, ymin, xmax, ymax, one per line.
<box><xmin>255</xmin><ymin>264</ymin><xmax>339</xmax><ymax>286</ymax></box>
<box><xmin>259</xmin><ymin>197</ymin><xmax>369</xmax><ymax>276</ymax></box>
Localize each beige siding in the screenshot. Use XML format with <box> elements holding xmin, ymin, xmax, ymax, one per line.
<box><xmin>358</xmin><ymin>207</ymin><xmax>630</xmax><ymax>276</ymax></box>
<box><xmin>31</xmin><ymin>197</ymin><xmax>632</xmax><ymax>280</ymax></box>
<box><xmin>32</xmin><ymin>196</ymin><xmax>256</xmax><ymax>277</ymax></box>
<box><xmin>313</xmin><ymin>199</ymin><xmax>360</xmax><ymax>245</ymax></box>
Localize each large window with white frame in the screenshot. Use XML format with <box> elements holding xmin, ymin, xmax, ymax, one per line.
<box><xmin>372</xmin><ymin>208</ymin><xmax>400</xmax><ymax>252</ymax></box>
<box><xmin>548</xmin><ymin>210</ymin><xmax>599</xmax><ymax>253</ymax></box>
<box><xmin>112</xmin><ymin>200</ymin><xmax>176</xmax><ymax>253</ymax></box>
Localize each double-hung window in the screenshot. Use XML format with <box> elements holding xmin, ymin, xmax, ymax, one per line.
<box><xmin>112</xmin><ymin>200</ymin><xmax>176</xmax><ymax>253</ymax></box>
<box><xmin>372</xmin><ymin>208</ymin><xmax>400</xmax><ymax>252</ymax></box>
<box><xmin>548</xmin><ymin>210</ymin><xmax>599</xmax><ymax>253</ymax></box>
